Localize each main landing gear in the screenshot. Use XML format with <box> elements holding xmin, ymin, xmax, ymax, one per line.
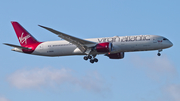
<box><xmin>83</xmin><ymin>55</ymin><xmax>98</xmax><ymax>63</ymax></box>
<box><xmin>157</xmin><ymin>49</ymin><xmax>162</xmax><ymax>56</ymax></box>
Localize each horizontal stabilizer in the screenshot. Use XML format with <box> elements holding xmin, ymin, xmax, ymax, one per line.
<box><xmin>3</xmin><ymin>43</ymin><xmax>31</xmax><ymax>50</ymax></box>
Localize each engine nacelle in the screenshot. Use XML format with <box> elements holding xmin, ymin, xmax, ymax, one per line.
<box><xmin>96</xmin><ymin>42</ymin><xmax>113</xmax><ymax>52</ymax></box>
<box><xmin>106</xmin><ymin>52</ymin><xmax>125</xmax><ymax>59</ymax></box>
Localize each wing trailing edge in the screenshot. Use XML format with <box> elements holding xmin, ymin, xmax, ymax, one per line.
<box><xmin>38</xmin><ymin>25</ymin><xmax>97</xmax><ymax>53</ymax></box>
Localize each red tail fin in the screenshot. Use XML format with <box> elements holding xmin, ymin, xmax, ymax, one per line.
<box><xmin>11</xmin><ymin>21</ymin><xmax>39</xmax><ymax>46</ymax></box>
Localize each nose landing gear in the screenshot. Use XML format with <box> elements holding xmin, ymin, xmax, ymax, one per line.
<box><xmin>157</xmin><ymin>53</ymin><xmax>161</xmax><ymax>56</ymax></box>
<box><xmin>157</xmin><ymin>49</ymin><xmax>162</xmax><ymax>56</ymax></box>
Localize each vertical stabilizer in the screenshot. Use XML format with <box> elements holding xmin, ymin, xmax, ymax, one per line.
<box><xmin>11</xmin><ymin>21</ymin><xmax>39</xmax><ymax>46</ymax></box>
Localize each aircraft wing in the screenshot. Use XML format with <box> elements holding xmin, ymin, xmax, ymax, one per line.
<box><xmin>39</xmin><ymin>25</ymin><xmax>97</xmax><ymax>53</ymax></box>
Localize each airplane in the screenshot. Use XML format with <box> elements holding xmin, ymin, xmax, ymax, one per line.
<box><xmin>4</xmin><ymin>21</ymin><xmax>173</xmax><ymax>63</ymax></box>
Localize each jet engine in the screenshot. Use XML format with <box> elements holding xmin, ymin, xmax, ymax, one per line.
<box><xmin>95</xmin><ymin>42</ymin><xmax>113</xmax><ymax>52</ymax></box>
<box><xmin>106</xmin><ymin>52</ymin><xmax>124</xmax><ymax>59</ymax></box>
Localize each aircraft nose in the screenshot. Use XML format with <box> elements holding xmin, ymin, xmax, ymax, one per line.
<box><xmin>168</xmin><ymin>41</ymin><xmax>173</xmax><ymax>48</ymax></box>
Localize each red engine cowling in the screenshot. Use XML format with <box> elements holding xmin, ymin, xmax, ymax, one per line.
<box><xmin>96</xmin><ymin>42</ymin><xmax>113</xmax><ymax>52</ymax></box>
<box><xmin>106</xmin><ymin>52</ymin><xmax>125</xmax><ymax>59</ymax></box>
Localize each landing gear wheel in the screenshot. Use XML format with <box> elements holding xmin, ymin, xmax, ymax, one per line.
<box><xmin>90</xmin><ymin>59</ymin><xmax>94</xmax><ymax>63</ymax></box>
<box><xmin>157</xmin><ymin>49</ymin><xmax>162</xmax><ymax>56</ymax></box>
<box><xmin>88</xmin><ymin>55</ymin><xmax>92</xmax><ymax>59</ymax></box>
<box><xmin>84</xmin><ymin>56</ymin><xmax>88</xmax><ymax>60</ymax></box>
<box><xmin>94</xmin><ymin>58</ymin><xmax>98</xmax><ymax>62</ymax></box>
<box><xmin>157</xmin><ymin>53</ymin><xmax>161</xmax><ymax>56</ymax></box>
<box><xmin>84</xmin><ymin>54</ymin><xmax>98</xmax><ymax>63</ymax></box>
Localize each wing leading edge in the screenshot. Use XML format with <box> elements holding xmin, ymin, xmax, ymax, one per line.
<box><xmin>38</xmin><ymin>25</ymin><xmax>97</xmax><ymax>53</ymax></box>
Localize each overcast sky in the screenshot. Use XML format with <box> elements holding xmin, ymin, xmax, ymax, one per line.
<box><xmin>0</xmin><ymin>0</ymin><xmax>180</xmax><ymax>101</ymax></box>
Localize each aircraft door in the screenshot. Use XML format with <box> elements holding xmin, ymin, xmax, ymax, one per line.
<box><xmin>38</xmin><ymin>44</ymin><xmax>43</xmax><ymax>49</ymax></box>
<box><xmin>153</xmin><ymin>39</ymin><xmax>157</xmax><ymax>43</ymax></box>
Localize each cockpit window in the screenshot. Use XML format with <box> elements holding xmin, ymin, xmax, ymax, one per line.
<box><xmin>163</xmin><ymin>38</ymin><xmax>168</xmax><ymax>40</ymax></box>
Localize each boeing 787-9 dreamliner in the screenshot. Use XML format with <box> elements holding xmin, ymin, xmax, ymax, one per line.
<box><xmin>4</xmin><ymin>22</ymin><xmax>173</xmax><ymax>63</ymax></box>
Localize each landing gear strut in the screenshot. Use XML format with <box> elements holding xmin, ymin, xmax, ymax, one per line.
<box><xmin>157</xmin><ymin>49</ymin><xmax>162</xmax><ymax>56</ymax></box>
<box><xmin>83</xmin><ymin>55</ymin><xmax>98</xmax><ymax>63</ymax></box>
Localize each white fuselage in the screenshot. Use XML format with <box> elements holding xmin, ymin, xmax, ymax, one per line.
<box><xmin>7</xmin><ymin>21</ymin><xmax>173</xmax><ymax>63</ymax></box>
<box><xmin>28</xmin><ymin>35</ymin><xmax>172</xmax><ymax>57</ymax></box>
